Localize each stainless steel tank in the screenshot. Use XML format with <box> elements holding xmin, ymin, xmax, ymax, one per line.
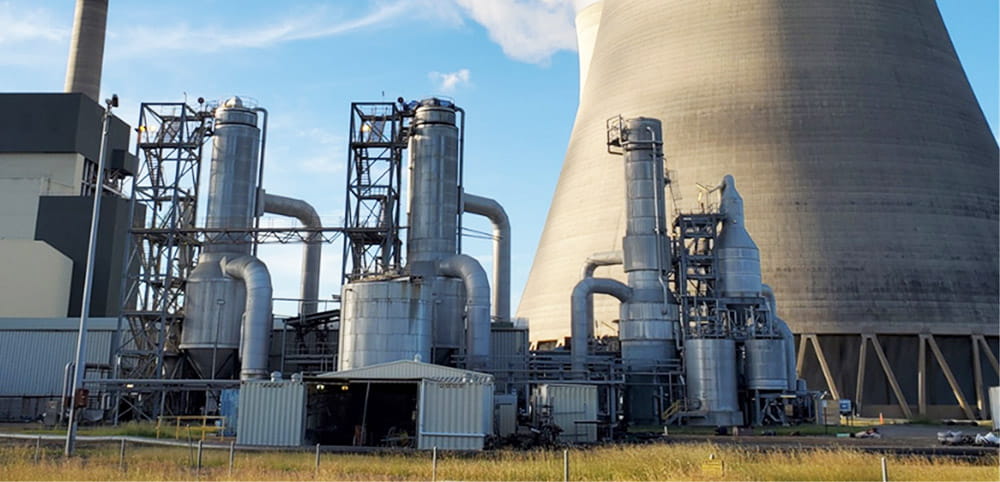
<box><xmin>406</xmin><ymin>99</ymin><xmax>460</xmax><ymax>277</ymax></box>
<box><xmin>338</xmin><ymin>279</ymin><xmax>434</xmax><ymax>370</ymax></box>
<box><xmin>685</xmin><ymin>338</ymin><xmax>741</xmax><ymax>426</ymax></box>
<box><xmin>180</xmin><ymin>97</ymin><xmax>261</xmax><ymax>378</ymax></box>
<box><xmin>715</xmin><ymin>176</ymin><xmax>761</xmax><ymax>298</ymax></box>
<box><xmin>618</xmin><ymin>117</ymin><xmax>678</xmax><ymax>369</ymax></box>
<box><xmin>744</xmin><ymin>338</ymin><xmax>789</xmax><ymax>390</ymax></box>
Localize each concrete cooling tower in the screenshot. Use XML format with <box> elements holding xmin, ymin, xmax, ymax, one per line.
<box><xmin>519</xmin><ymin>0</ymin><xmax>999</xmax><ymax>419</ymax></box>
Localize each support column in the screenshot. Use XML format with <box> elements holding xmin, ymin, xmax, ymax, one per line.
<box><xmin>925</xmin><ymin>335</ymin><xmax>975</xmax><ymax>420</ymax></box>
<box><xmin>855</xmin><ymin>336</ymin><xmax>868</xmax><ymax>413</ymax></box>
<box><xmin>918</xmin><ymin>335</ymin><xmax>927</xmax><ymax>416</ymax></box>
<box><xmin>972</xmin><ymin>335</ymin><xmax>984</xmax><ymax>416</ymax></box>
<box><xmin>869</xmin><ymin>334</ymin><xmax>912</xmax><ymax>419</ymax></box>
<box><xmin>807</xmin><ymin>335</ymin><xmax>840</xmax><ymax>401</ymax></box>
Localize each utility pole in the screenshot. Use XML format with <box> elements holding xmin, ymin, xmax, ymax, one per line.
<box><xmin>65</xmin><ymin>94</ymin><xmax>117</xmax><ymax>456</ymax></box>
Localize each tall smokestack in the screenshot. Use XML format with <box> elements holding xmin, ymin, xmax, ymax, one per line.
<box><xmin>64</xmin><ymin>0</ymin><xmax>108</xmax><ymax>101</ymax></box>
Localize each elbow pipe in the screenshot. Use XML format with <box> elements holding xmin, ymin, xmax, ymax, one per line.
<box><xmin>579</xmin><ymin>250</ymin><xmax>624</xmax><ymax>341</ymax></box>
<box><xmin>762</xmin><ymin>284</ymin><xmax>797</xmax><ymax>390</ymax></box>
<box><xmin>261</xmin><ymin>191</ymin><xmax>322</xmax><ymax>315</ymax></box>
<box><xmin>437</xmin><ymin>254</ymin><xmax>491</xmax><ymax>370</ymax></box>
<box><xmin>571</xmin><ymin>277</ymin><xmax>632</xmax><ymax>373</ymax></box>
<box><xmin>221</xmin><ymin>255</ymin><xmax>273</xmax><ymax>380</ymax></box>
<box><xmin>461</xmin><ymin>192</ymin><xmax>511</xmax><ymax>323</ymax></box>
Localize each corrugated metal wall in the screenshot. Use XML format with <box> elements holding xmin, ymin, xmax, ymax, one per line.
<box><xmin>236</xmin><ymin>380</ymin><xmax>306</xmax><ymax>447</ymax></box>
<box><xmin>418</xmin><ymin>379</ymin><xmax>493</xmax><ymax>450</ymax></box>
<box><xmin>534</xmin><ymin>384</ymin><xmax>598</xmax><ymax>443</ymax></box>
<box><xmin>0</xmin><ymin>322</ymin><xmax>115</xmax><ymax>396</ymax></box>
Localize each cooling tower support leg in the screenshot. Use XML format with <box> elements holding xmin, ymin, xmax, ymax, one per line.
<box><xmin>922</xmin><ymin>334</ymin><xmax>975</xmax><ymax>420</ymax></box>
<box><xmin>801</xmin><ymin>334</ymin><xmax>840</xmax><ymax>401</ymax></box>
<box><xmin>971</xmin><ymin>336</ymin><xmax>983</xmax><ymax>414</ymax></box>
<box><xmin>856</xmin><ymin>334</ymin><xmax>912</xmax><ymax>419</ymax></box>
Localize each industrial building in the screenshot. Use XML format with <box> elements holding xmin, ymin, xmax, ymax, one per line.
<box><xmin>520</xmin><ymin>0</ymin><xmax>999</xmax><ymax>420</ymax></box>
<box><xmin>0</xmin><ymin>0</ymin><xmax>995</xmax><ymax>450</ymax></box>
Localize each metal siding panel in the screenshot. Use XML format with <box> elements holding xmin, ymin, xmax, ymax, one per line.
<box><xmin>0</xmin><ymin>329</ymin><xmax>113</xmax><ymax>396</ymax></box>
<box><xmin>418</xmin><ymin>379</ymin><xmax>491</xmax><ymax>450</ymax></box>
<box><xmin>236</xmin><ymin>381</ymin><xmax>305</xmax><ymax>446</ymax></box>
<box><xmin>537</xmin><ymin>384</ymin><xmax>598</xmax><ymax>443</ymax></box>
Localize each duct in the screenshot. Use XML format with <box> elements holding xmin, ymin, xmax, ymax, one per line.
<box><xmin>461</xmin><ymin>191</ymin><xmax>510</xmax><ymax>323</ymax></box>
<box><xmin>221</xmin><ymin>255</ymin><xmax>273</xmax><ymax>381</ymax></box>
<box><xmin>437</xmin><ymin>254</ymin><xmax>491</xmax><ymax>369</ymax></box>
<box><xmin>579</xmin><ymin>250</ymin><xmax>624</xmax><ymax>341</ymax></box>
<box><xmin>64</xmin><ymin>0</ymin><xmax>107</xmax><ymax>101</ymax></box>
<box><xmin>260</xmin><ymin>191</ymin><xmax>322</xmax><ymax>315</ymax></box>
<box><xmin>762</xmin><ymin>284</ymin><xmax>797</xmax><ymax>390</ymax></box>
<box><xmin>570</xmin><ymin>277</ymin><xmax>632</xmax><ymax>373</ymax></box>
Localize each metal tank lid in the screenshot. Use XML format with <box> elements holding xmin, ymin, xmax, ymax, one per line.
<box><xmin>215</xmin><ymin>95</ymin><xmax>258</xmax><ymax>126</ymax></box>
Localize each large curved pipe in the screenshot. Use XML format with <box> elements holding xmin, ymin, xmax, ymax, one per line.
<box><xmin>437</xmin><ymin>254</ymin><xmax>491</xmax><ymax>370</ymax></box>
<box><xmin>762</xmin><ymin>284</ymin><xmax>797</xmax><ymax>390</ymax></box>
<box><xmin>221</xmin><ymin>255</ymin><xmax>273</xmax><ymax>380</ymax></box>
<box><xmin>462</xmin><ymin>191</ymin><xmax>510</xmax><ymax>322</ymax></box>
<box><xmin>261</xmin><ymin>191</ymin><xmax>322</xmax><ymax>315</ymax></box>
<box><xmin>64</xmin><ymin>0</ymin><xmax>107</xmax><ymax>101</ymax></box>
<box><xmin>579</xmin><ymin>250</ymin><xmax>624</xmax><ymax>341</ymax></box>
<box><xmin>571</xmin><ymin>277</ymin><xmax>632</xmax><ymax>373</ymax></box>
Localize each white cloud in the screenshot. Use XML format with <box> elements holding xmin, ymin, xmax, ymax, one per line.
<box><xmin>429</xmin><ymin>68</ymin><xmax>471</xmax><ymax>92</ymax></box>
<box><xmin>453</xmin><ymin>0</ymin><xmax>578</xmax><ymax>64</ymax></box>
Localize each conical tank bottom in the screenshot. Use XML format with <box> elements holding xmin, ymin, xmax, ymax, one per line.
<box><xmin>185</xmin><ymin>348</ymin><xmax>238</xmax><ymax>379</ymax></box>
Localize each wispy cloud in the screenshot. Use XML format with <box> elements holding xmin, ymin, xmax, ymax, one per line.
<box><xmin>0</xmin><ymin>1</ymin><xmax>67</xmax><ymax>44</ymax></box>
<box><xmin>108</xmin><ymin>1</ymin><xmax>463</xmax><ymax>58</ymax></box>
<box><xmin>429</xmin><ymin>68</ymin><xmax>471</xmax><ymax>92</ymax></box>
<box><xmin>453</xmin><ymin>0</ymin><xmax>578</xmax><ymax>64</ymax></box>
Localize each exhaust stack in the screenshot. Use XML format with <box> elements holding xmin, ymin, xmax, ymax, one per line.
<box><xmin>64</xmin><ymin>0</ymin><xmax>108</xmax><ymax>101</ymax></box>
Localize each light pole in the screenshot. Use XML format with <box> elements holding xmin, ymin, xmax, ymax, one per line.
<box><xmin>65</xmin><ymin>93</ymin><xmax>117</xmax><ymax>456</ymax></box>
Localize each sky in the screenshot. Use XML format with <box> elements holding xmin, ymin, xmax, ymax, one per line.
<box><xmin>0</xmin><ymin>0</ymin><xmax>996</xmax><ymax>317</ymax></box>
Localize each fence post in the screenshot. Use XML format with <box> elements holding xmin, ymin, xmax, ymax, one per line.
<box><xmin>229</xmin><ymin>440</ymin><xmax>235</xmax><ymax>476</ymax></box>
<box><xmin>196</xmin><ymin>439</ymin><xmax>203</xmax><ymax>478</ymax></box>
<box><xmin>432</xmin><ymin>446</ymin><xmax>438</xmax><ymax>482</ymax></box>
<box><xmin>34</xmin><ymin>436</ymin><xmax>41</xmax><ymax>463</ymax></box>
<box><xmin>314</xmin><ymin>443</ymin><xmax>321</xmax><ymax>478</ymax></box>
<box><xmin>119</xmin><ymin>439</ymin><xmax>126</xmax><ymax>471</ymax></box>
<box><xmin>563</xmin><ymin>448</ymin><xmax>569</xmax><ymax>482</ymax></box>
<box><xmin>881</xmin><ymin>457</ymin><xmax>888</xmax><ymax>482</ymax></box>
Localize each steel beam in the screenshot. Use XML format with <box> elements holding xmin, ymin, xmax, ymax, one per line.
<box><xmin>925</xmin><ymin>335</ymin><xmax>975</xmax><ymax>420</ymax></box>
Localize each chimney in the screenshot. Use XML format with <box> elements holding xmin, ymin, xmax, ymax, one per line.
<box><xmin>64</xmin><ymin>0</ymin><xmax>108</xmax><ymax>101</ymax></box>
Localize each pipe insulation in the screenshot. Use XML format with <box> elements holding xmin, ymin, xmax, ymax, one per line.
<box><xmin>437</xmin><ymin>254</ymin><xmax>491</xmax><ymax>369</ymax></box>
<box><xmin>64</xmin><ymin>0</ymin><xmax>107</xmax><ymax>101</ymax></box>
<box><xmin>221</xmin><ymin>255</ymin><xmax>273</xmax><ymax>380</ymax></box>
<box><xmin>461</xmin><ymin>191</ymin><xmax>511</xmax><ymax>322</ymax></box>
<box><xmin>570</xmin><ymin>277</ymin><xmax>632</xmax><ymax>373</ymax></box>
<box><xmin>261</xmin><ymin>191</ymin><xmax>322</xmax><ymax>315</ymax></box>
<box><xmin>762</xmin><ymin>284</ymin><xmax>797</xmax><ymax>390</ymax></box>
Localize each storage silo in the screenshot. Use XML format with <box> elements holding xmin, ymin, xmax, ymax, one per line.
<box><xmin>519</xmin><ymin>0</ymin><xmax>999</xmax><ymax>419</ymax></box>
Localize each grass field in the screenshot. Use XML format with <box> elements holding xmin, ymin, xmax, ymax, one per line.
<box><xmin>0</xmin><ymin>440</ymin><xmax>996</xmax><ymax>481</ymax></box>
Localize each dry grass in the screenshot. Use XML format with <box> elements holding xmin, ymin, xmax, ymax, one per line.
<box><xmin>0</xmin><ymin>440</ymin><xmax>996</xmax><ymax>481</ymax></box>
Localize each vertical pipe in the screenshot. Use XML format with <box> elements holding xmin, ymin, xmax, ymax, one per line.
<box><xmin>314</xmin><ymin>443</ymin><xmax>320</xmax><ymax>478</ymax></box>
<box><xmin>563</xmin><ymin>448</ymin><xmax>569</xmax><ymax>482</ymax></box>
<box><xmin>63</xmin><ymin>0</ymin><xmax>107</xmax><ymax>101</ymax></box>
<box><xmin>228</xmin><ymin>440</ymin><xmax>235</xmax><ymax>476</ymax></box>
<box><xmin>880</xmin><ymin>457</ymin><xmax>888</xmax><ymax>482</ymax></box>
<box><xmin>461</xmin><ymin>192</ymin><xmax>511</xmax><ymax>322</ymax></box>
<box><xmin>261</xmin><ymin>192</ymin><xmax>323</xmax><ymax>315</ymax></box>
<box><xmin>432</xmin><ymin>446</ymin><xmax>438</xmax><ymax>482</ymax></box>
<box><xmin>34</xmin><ymin>436</ymin><xmax>41</xmax><ymax>463</ymax></box>
<box><xmin>118</xmin><ymin>438</ymin><xmax>126</xmax><ymax>471</ymax></box>
<box><xmin>65</xmin><ymin>97</ymin><xmax>114</xmax><ymax>457</ymax></box>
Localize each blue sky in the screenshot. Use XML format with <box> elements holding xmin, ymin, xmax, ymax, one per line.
<box><xmin>1</xmin><ymin>0</ymin><xmax>996</xmax><ymax>316</ymax></box>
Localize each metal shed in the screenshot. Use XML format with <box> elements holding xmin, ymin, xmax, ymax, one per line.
<box><xmin>533</xmin><ymin>384</ymin><xmax>598</xmax><ymax>443</ymax></box>
<box><xmin>314</xmin><ymin>361</ymin><xmax>494</xmax><ymax>450</ymax></box>
<box><xmin>236</xmin><ymin>379</ymin><xmax>306</xmax><ymax>447</ymax></box>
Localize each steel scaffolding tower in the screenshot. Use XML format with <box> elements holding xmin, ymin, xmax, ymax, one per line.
<box><xmin>113</xmin><ymin>102</ymin><xmax>212</xmax><ymax>421</ymax></box>
<box><xmin>341</xmin><ymin>102</ymin><xmax>410</xmax><ymax>281</ymax></box>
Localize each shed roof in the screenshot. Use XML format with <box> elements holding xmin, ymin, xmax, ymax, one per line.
<box><xmin>315</xmin><ymin>360</ymin><xmax>493</xmax><ymax>383</ymax></box>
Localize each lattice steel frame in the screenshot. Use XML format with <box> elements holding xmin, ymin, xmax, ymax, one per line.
<box><xmin>113</xmin><ymin>102</ymin><xmax>212</xmax><ymax>420</ymax></box>
<box><xmin>341</xmin><ymin>102</ymin><xmax>410</xmax><ymax>281</ymax></box>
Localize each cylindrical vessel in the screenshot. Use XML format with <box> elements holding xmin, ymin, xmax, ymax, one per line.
<box><xmin>744</xmin><ymin>338</ymin><xmax>788</xmax><ymax>390</ymax></box>
<box><xmin>618</xmin><ymin>117</ymin><xmax>678</xmax><ymax>368</ymax></box>
<box><xmin>685</xmin><ymin>338</ymin><xmax>741</xmax><ymax>426</ymax></box>
<box><xmin>205</xmin><ymin>97</ymin><xmax>260</xmax><ymax>252</ymax></box>
<box><xmin>716</xmin><ymin>177</ymin><xmax>762</xmax><ymax>298</ymax></box>
<box><xmin>338</xmin><ymin>279</ymin><xmax>433</xmax><ymax>370</ymax></box>
<box><xmin>181</xmin><ymin>97</ymin><xmax>262</xmax><ymax>378</ymax></box>
<box><xmin>406</xmin><ymin>99</ymin><xmax>460</xmax><ymax>276</ymax></box>
<box><xmin>63</xmin><ymin>0</ymin><xmax>107</xmax><ymax>100</ymax></box>
<box><xmin>430</xmin><ymin>277</ymin><xmax>466</xmax><ymax>364</ymax></box>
